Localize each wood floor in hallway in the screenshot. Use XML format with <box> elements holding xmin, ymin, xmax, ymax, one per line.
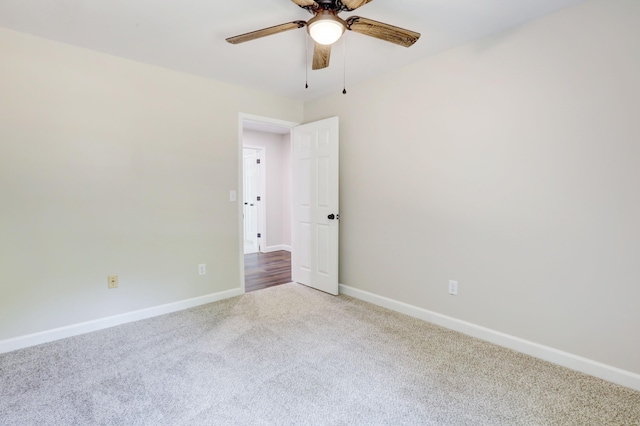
<box><xmin>244</xmin><ymin>250</ymin><xmax>292</xmax><ymax>293</ymax></box>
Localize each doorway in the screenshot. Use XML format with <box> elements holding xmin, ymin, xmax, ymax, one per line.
<box><xmin>238</xmin><ymin>114</ymin><xmax>341</xmax><ymax>295</ymax></box>
<box><xmin>240</xmin><ymin>114</ymin><xmax>297</xmax><ymax>292</ymax></box>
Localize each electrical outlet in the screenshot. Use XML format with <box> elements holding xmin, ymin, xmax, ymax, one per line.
<box><xmin>108</xmin><ymin>275</ymin><xmax>118</xmax><ymax>289</ymax></box>
<box><xmin>448</xmin><ymin>280</ymin><xmax>458</xmax><ymax>295</ymax></box>
<box><xmin>198</xmin><ymin>264</ymin><xmax>206</xmax><ymax>276</ymax></box>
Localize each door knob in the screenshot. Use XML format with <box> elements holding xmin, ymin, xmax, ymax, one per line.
<box><xmin>328</xmin><ymin>214</ymin><xmax>335</xmax><ymax>220</ymax></box>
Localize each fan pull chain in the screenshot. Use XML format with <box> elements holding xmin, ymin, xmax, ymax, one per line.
<box><xmin>342</xmin><ymin>37</ymin><xmax>347</xmax><ymax>95</ymax></box>
<box><xmin>305</xmin><ymin>33</ymin><xmax>309</xmax><ymax>89</ymax></box>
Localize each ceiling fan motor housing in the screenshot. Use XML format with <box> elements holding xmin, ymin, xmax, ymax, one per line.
<box><xmin>319</xmin><ymin>0</ymin><xmax>341</xmax><ymax>10</ymax></box>
<box><xmin>300</xmin><ymin>0</ymin><xmax>358</xmax><ymax>13</ymax></box>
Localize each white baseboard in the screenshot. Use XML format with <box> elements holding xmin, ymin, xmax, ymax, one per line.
<box><xmin>339</xmin><ymin>284</ymin><xmax>640</xmax><ymax>392</ymax></box>
<box><xmin>262</xmin><ymin>245</ymin><xmax>292</xmax><ymax>253</ymax></box>
<box><xmin>0</xmin><ymin>287</ymin><xmax>243</xmax><ymax>354</ymax></box>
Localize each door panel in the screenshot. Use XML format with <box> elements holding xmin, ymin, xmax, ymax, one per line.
<box><xmin>243</xmin><ymin>149</ymin><xmax>260</xmax><ymax>254</ymax></box>
<box><xmin>291</xmin><ymin>117</ymin><xmax>339</xmax><ymax>295</ymax></box>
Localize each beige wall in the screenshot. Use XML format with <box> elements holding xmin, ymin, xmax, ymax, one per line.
<box><xmin>305</xmin><ymin>0</ymin><xmax>640</xmax><ymax>374</ymax></box>
<box><xmin>0</xmin><ymin>28</ymin><xmax>302</xmax><ymax>340</ymax></box>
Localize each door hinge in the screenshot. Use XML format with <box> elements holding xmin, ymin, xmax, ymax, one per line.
<box><xmin>256</xmin><ymin>158</ymin><xmax>261</xmax><ymax>164</ymax></box>
<box><xmin>257</xmin><ymin>196</ymin><xmax>261</xmax><ymax>201</ymax></box>
<box><xmin>257</xmin><ymin>233</ymin><xmax>261</xmax><ymax>238</ymax></box>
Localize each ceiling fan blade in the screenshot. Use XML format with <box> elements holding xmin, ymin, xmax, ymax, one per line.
<box><xmin>341</xmin><ymin>0</ymin><xmax>373</xmax><ymax>11</ymax></box>
<box><xmin>346</xmin><ymin>16</ymin><xmax>420</xmax><ymax>47</ymax></box>
<box><xmin>312</xmin><ymin>43</ymin><xmax>332</xmax><ymax>70</ymax></box>
<box><xmin>226</xmin><ymin>21</ymin><xmax>306</xmax><ymax>44</ymax></box>
<box><xmin>291</xmin><ymin>0</ymin><xmax>319</xmax><ymax>9</ymax></box>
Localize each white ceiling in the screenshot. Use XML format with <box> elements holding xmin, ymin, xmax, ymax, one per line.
<box><xmin>0</xmin><ymin>0</ymin><xmax>587</xmax><ymax>102</ymax></box>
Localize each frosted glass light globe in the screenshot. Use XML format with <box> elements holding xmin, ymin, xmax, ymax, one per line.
<box><xmin>309</xmin><ymin>19</ymin><xmax>345</xmax><ymax>45</ymax></box>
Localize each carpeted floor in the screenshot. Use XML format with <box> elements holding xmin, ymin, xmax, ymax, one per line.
<box><xmin>1</xmin><ymin>283</ymin><xmax>639</xmax><ymax>425</ymax></box>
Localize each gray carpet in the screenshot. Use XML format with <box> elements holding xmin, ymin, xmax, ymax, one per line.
<box><xmin>1</xmin><ymin>283</ymin><xmax>639</xmax><ymax>425</ymax></box>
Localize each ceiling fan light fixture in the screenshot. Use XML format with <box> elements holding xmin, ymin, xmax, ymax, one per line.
<box><xmin>307</xmin><ymin>12</ymin><xmax>346</xmax><ymax>45</ymax></box>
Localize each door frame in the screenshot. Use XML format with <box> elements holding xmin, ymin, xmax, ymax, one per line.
<box><xmin>242</xmin><ymin>145</ymin><xmax>266</xmax><ymax>254</ymax></box>
<box><xmin>237</xmin><ymin>113</ymin><xmax>300</xmax><ymax>293</ymax></box>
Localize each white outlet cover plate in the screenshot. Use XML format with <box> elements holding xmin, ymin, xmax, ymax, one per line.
<box><xmin>449</xmin><ymin>280</ymin><xmax>458</xmax><ymax>295</ymax></box>
<box><xmin>198</xmin><ymin>264</ymin><xmax>206</xmax><ymax>276</ymax></box>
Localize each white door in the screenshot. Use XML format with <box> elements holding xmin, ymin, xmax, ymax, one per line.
<box><xmin>243</xmin><ymin>149</ymin><xmax>260</xmax><ymax>254</ymax></box>
<box><xmin>291</xmin><ymin>117</ymin><xmax>339</xmax><ymax>295</ymax></box>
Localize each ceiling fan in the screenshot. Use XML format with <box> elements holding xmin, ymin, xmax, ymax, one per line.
<box><xmin>226</xmin><ymin>0</ymin><xmax>421</xmax><ymax>70</ymax></box>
